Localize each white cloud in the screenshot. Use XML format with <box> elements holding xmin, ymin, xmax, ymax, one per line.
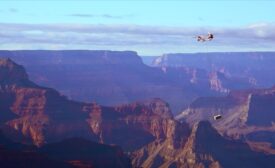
<box><xmin>0</xmin><ymin>22</ymin><xmax>275</xmax><ymax>54</ymax></box>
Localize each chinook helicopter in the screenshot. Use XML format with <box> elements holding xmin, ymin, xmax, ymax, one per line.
<box><xmin>196</xmin><ymin>32</ymin><xmax>214</xmax><ymax>42</ymax></box>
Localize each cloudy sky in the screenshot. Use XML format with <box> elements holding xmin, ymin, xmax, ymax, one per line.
<box><xmin>0</xmin><ymin>0</ymin><xmax>275</xmax><ymax>55</ymax></box>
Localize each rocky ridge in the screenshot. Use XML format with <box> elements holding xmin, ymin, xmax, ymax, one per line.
<box><xmin>176</xmin><ymin>86</ymin><xmax>275</xmax><ymax>154</ymax></box>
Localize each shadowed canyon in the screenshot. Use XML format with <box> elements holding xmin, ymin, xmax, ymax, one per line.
<box><xmin>1</xmin><ymin>51</ymin><xmax>275</xmax><ymax>168</ymax></box>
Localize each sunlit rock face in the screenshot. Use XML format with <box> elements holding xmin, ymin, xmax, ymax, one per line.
<box><xmin>176</xmin><ymin>86</ymin><xmax>275</xmax><ymax>154</ymax></box>
<box><xmin>0</xmin><ymin>58</ymin><xmax>93</xmax><ymax>146</ymax></box>
<box><xmin>132</xmin><ymin>121</ymin><xmax>275</xmax><ymax>168</ymax></box>
<box><xmin>0</xmin><ymin>58</ymin><xmax>181</xmax><ymax>152</ymax></box>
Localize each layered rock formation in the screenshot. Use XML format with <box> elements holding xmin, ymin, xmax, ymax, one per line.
<box><xmin>0</xmin><ymin>50</ymin><xmax>253</xmax><ymax>114</ymax></box>
<box><xmin>85</xmin><ymin>98</ymin><xmax>180</xmax><ymax>151</ymax></box>
<box><xmin>0</xmin><ymin>59</ymin><xmax>94</xmax><ymax>146</ymax></box>
<box><xmin>176</xmin><ymin>86</ymin><xmax>275</xmax><ymax>154</ymax></box>
<box><xmin>2</xmin><ymin>58</ymin><xmax>275</xmax><ymax>167</ymax></box>
<box><xmin>132</xmin><ymin>121</ymin><xmax>275</xmax><ymax>168</ymax></box>
<box><xmin>151</xmin><ymin>52</ymin><xmax>275</xmax><ymax>88</ymax></box>
<box><xmin>0</xmin><ymin>50</ymin><xmax>191</xmax><ymax>114</ymax></box>
<box><xmin>0</xmin><ymin>58</ymin><xmax>185</xmax><ymax>153</ymax></box>
<box><xmin>2</xmin><ymin>51</ymin><xmax>275</xmax><ymax>115</ymax></box>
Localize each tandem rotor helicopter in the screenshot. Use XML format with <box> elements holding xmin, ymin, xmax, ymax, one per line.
<box><xmin>195</xmin><ymin>32</ymin><xmax>214</xmax><ymax>42</ymax></box>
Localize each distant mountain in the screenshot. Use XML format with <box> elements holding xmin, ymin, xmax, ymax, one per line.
<box><xmin>141</xmin><ymin>56</ymin><xmax>157</xmax><ymax>66</ymax></box>
<box><xmin>0</xmin><ymin>50</ymin><xmax>247</xmax><ymax>114</ymax></box>
<box><xmin>132</xmin><ymin>121</ymin><xmax>275</xmax><ymax>168</ymax></box>
<box><xmin>151</xmin><ymin>52</ymin><xmax>275</xmax><ymax>88</ymax></box>
<box><xmin>176</xmin><ymin>86</ymin><xmax>275</xmax><ymax>154</ymax></box>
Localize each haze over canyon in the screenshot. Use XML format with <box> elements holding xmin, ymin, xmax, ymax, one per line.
<box><xmin>1</xmin><ymin>50</ymin><xmax>275</xmax><ymax>168</ymax></box>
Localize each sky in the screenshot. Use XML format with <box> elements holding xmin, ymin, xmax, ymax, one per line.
<box><xmin>0</xmin><ymin>0</ymin><xmax>275</xmax><ymax>55</ymax></box>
